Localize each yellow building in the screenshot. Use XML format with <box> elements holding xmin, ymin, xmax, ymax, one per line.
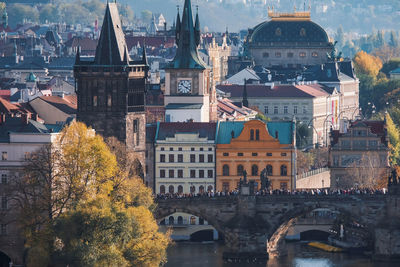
<box><xmin>216</xmin><ymin>120</ymin><xmax>295</xmax><ymax>192</ymax></box>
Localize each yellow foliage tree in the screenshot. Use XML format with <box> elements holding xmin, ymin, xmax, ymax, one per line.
<box><xmin>353</xmin><ymin>50</ymin><xmax>383</xmax><ymax>77</ymax></box>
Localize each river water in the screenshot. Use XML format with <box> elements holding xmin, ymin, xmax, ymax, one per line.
<box><xmin>165</xmin><ymin>242</ymin><xmax>399</xmax><ymax>267</ymax></box>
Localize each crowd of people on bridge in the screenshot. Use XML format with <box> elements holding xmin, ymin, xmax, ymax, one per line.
<box><xmin>155</xmin><ymin>188</ymin><xmax>388</xmax><ymax>200</ymax></box>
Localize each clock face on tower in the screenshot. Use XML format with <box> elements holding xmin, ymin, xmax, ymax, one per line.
<box><xmin>177</xmin><ymin>80</ymin><xmax>192</xmax><ymax>94</ymax></box>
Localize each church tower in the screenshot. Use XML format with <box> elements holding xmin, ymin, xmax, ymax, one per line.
<box><xmin>74</xmin><ymin>3</ymin><xmax>148</xmax><ymax>164</ymax></box>
<box><xmin>164</xmin><ymin>0</ymin><xmax>217</xmax><ymax>122</ymax></box>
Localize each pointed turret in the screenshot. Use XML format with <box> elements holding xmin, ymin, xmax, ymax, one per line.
<box><xmin>169</xmin><ymin>0</ymin><xmax>206</xmax><ymax>69</ymax></box>
<box><xmin>94</xmin><ymin>2</ymin><xmax>130</xmax><ymax>65</ymax></box>
<box><xmin>194</xmin><ymin>6</ymin><xmax>200</xmax><ymax>47</ymax></box>
<box><xmin>75</xmin><ymin>46</ymin><xmax>81</xmax><ymax>65</ymax></box>
<box><xmin>242</xmin><ymin>79</ymin><xmax>248</xmax><ymax>108</ymax></box>
<box><xmin>123</xmin><ymin>48</ymin><xmax>129</xmax><ymax>65</ymax></box>
<box><xmin>175</xmin><ymin>6</ymin><xmax>181</xmax><ymax>44</ymax></box>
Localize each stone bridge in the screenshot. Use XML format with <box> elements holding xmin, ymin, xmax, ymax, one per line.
<box><xmin>156</xmin><ymin>192</ymin><xmax>400</xmax><ymax>261</ymax></box>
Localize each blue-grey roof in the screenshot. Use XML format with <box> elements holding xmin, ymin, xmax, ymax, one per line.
<box><xmin>216</xmin><ymin>120</ymin><xmax>293</xmax><ymax>145</ymax></box>
<box><xmin>390</xmin><ymin>67</ymin><xmax>400</xmax><ymax>74</ymax></box>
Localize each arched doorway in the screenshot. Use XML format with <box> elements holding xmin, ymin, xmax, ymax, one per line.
<box><xmin>169</xmin><ymin>216</ymin><xmax>174</xmax><ymax>225</ymax></box>
<box><xmin>0</xmin><ymin>251</ymin><xmax>11</xmax><ymax>267</ymax></box>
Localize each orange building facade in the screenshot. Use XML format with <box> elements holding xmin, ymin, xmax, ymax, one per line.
<box><xmin>216</xmin><ymin>120</ymin><xmax>295</xmax><ymax>192</ymax></box>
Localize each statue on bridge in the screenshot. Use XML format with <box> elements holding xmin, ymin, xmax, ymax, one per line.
<box><xmin>389</xmin><ymin>168</ymin><xmax>398</xmax><ymax>186</ymax></box>
<box><xmin>260</xmin><ymin>168</ymin><xmax>271</xmax><ymax>190</ymax></box>
<box><xmin>243</xmin><ymin>169</ymin><xmax>247</xmax><ymax>183</ymax></box>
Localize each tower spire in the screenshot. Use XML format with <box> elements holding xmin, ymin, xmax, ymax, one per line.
<box><xmin>175</xmin><ymin>6</ymin><xmax>181</xmax><ymax>44</ymax></box>
<box><xmin>194</xmin><ymin>5</ymin><xmax>200</xmax><ymax>47</ymax></box>
<box><xmin>75</xmin><ymin>46</ymin><xmax>80</xmax><ymax>65</ymax></box>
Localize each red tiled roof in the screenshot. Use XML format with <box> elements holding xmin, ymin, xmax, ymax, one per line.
<box><xmin>0</xmin><ymin>97</ymin><xmax>33</xmax><ymax>114</ymax></box>
<box><xmin>38</xmin><ymin>96</ymin><xmax>77</xmax><ymax>114</ymax></box>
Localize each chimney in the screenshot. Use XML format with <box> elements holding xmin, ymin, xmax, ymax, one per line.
<box><xmin>21</xmin><ymin>113</ymin><xmax>29</xmax><ymax>124</ymax></box>
<box><xmin>0</xmin><ymin>113</ymin><xmax>5</xmax><ymax>124</ymax></box>
<box><xmin>164</xmin><ymin>22</ymin><xmax>167</xmax><ymax>32</ymax></box>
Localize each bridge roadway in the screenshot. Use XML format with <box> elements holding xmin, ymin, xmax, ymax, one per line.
<box><xmin>156</xmin><ymin>193</ymin><xmax>400</xmax><ymax>261</ymax></box>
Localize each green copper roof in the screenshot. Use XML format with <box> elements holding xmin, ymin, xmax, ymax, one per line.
<box><xmin>168</xmin><ymin>0</ymin><xmax>207</xmax><ymax>70</ymax></box>
<box><xmin>26</xmin><ymin>72</ymin><xmax>37</xmax><ymax>82</ymax></box>
<box><xmin>216</xmin><ymin>120</ymin><xmax>294</xmax><ymax>145</ymax></box>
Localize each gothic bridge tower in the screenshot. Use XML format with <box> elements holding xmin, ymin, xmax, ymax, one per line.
<box><xmin>74</xmin><ymin>3</ymin><xmax>148</xmax><ymax>165</ymax></box>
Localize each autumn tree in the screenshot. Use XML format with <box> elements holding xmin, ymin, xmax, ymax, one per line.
<box><xmin>353</xmin><ymin>51</ymin><xmax>383</xmax><ymax>77</ymax></box>
<box><xmin>386</xmin><ymin>113</ymin><xmax>400</xmax><ymax>166</ymax></box>
<box><xmin>15</xmin><ymin>122</ymin><xmax>169</xmax><ymax>266</ymax></box>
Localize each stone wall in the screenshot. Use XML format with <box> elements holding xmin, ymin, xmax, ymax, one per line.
<box><xmin>296</xmin><ymin>168</ymin><xmax>330</xmax><ymax>189</ymax></box>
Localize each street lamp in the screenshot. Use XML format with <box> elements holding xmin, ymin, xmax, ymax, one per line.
<box><xmin>308</xmin><ymin>123</ymin><xmax>319</xmax><ymax>148</ymax></box>
<box><xmin>352</xmin><ymin>107</ymin><xmax>362</xmax><ymax>120</ymax></box>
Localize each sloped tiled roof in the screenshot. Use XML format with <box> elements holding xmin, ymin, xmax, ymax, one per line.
<box><xmin>35</xmin><ymin>96</ymin><xmax>77</xmax><ymax>114</ymax></box>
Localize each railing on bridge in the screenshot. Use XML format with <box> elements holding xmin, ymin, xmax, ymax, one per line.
<box><xmin>297</xmin><ymin>167</ymin><xmax>329</xmax><ymax>180</ymax></box>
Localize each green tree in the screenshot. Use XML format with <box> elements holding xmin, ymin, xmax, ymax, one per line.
<box><xmin>335</xmin><ymin>25</ymin><xmax>345</xmax><ymax>49</ymax></box>
<box><xmin>385</xmin><ymin>113</ymin><xmax>400</xmax><ymax>166</ymax></box>
<box><xmin>389</xmin><ymin>31</ymin><xmax>399</xmax><ymax>48</ymax></box>
<box><xmin>39</xmin><ymin>4</ymin><xmax>59</xmax><ymax>23</ymax></box>
<box><xmin>8</xmin><ymin>4</ymin><xmax>39</xmax><ymax>27</ymax></box>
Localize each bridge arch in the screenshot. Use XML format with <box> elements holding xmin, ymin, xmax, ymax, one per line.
<box><xmin>267</xmin><ymin>204</ymin><xmax>373</xmax><ymax>258</ymax></box>
<box><xmin>0</xmin><ymin>250</ymin><xmax>11</xmax><ymax>267</ymax></box>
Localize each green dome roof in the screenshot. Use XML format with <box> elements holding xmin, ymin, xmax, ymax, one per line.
<box><xmin>249</xmin><ymin>20</ymin><xmax>330</xmax><ymax>44</ymax></box>
<box><xmin>26</xmin><ymin>72</ymin><xmax>37</xmax><ymax>82</ymax></box>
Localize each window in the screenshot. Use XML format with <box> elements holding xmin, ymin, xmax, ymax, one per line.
<box><xmin>160</xmin><ymin>154</ymin><xmax>166</xmax><ymax>162</ymax></box>
<box><xmin>223</xmin><ymin>165</ymin><xmax>230</xmax><ymax>176</ymax></box>
<box><xmin>250</xmin><ymin>129</ymin><xmax>254</xmax><ymax>140</ymax></box>
<box><xmin>251</xmin><ymin>165</ymin><xmax>258</xmax><ymax>176</ymax></box>
<box><xmin>274</xmin><ymin>106</ymin><xmax>278</xmax><ymax>114</ymax></box>
<box><xmin>252</xmin><ymin>153</ymin><xmax>258</xmax><ymax>156</ymax></box>
<box><xmin>190</xmin><ymin>170</ymin><xmax>196</xmax><ymax>178</ymax></box>
<box><xmin>280</xmin><ymin>182</ymin><xmax>288</xmax><ymax>190</ymax></box>
<box><xmin>0</xmin><ymin>224</ymin><xmax>6</xmax><ymax>235</ymax></box>
<box><xmin>160</xmin><ymin>147</ymin><xmax>165</xmax><ymax>151</ymax></box>
<box><xmin>299</xmin><ymin>52</ymin><xmax>306</xmax><ymax>58</ymax></box>
<box><xmin>160</xmin><ymin>170</ymin><xmax>165</xmax><ymax>178</ymax></box>
<box><xmin>284</xmin><ymin>106</ymin><xmax>288</xmax><ymax>114</ymax></box>
<box><xmin>238</xmin><ymin>152</ymin><xmax>243</xmax><ymax>156</ymax></box>
<box><xmin>199</xmin><ymin>154</ymin><xmax>204</xmax><ymax>163</ymax></box>
<box><xmin>169</xmin><ymin>154</ymin><xmax>174</xmax><ymax>162</ymax></box>
<box><xmin>264</xmin><ymin>106</ymin><xmax>269</xmax><ymax>114</ymax></box>
<box><xmin>93</xmin><ymin>95</ymin><xmax>97</xmax><ymax>107</ymax></box>
<box><xmin>266</xmin><ymin>165</ymin><xmax>273</xmax><ymax>176</ymax></box>
<box><xmin>1</xmin><ymin>152</ymin><xmax>7</xmax><ymax>161</ymax></box>
<box><xmin>178</xmin><ymin>147</ymin><xmax>182</xmax><ymax>151</ymax></box>
<box><xmin>280</xmin><ymin>165</ymin><xmax>287</xmax><ymax>176</ymax></box>
<box><xmin>287</xmin><ymin>52</ymin><xmax>294</xmax><ymax>58</ymax></box>
<box><xmin>369</xmin><ymin>140</ymin><xmax>378</xmax><ymax>147</ymax></box>
<box><xmin>199</xmin><ymin>170</ymin><xmax>204</xmax><ymax>178</ymax></box>
<box><xmin>208</xmin><ymin>154</ymin><xmax>213</xmax><ymax>162</ymax></box>
<box><xmin>1</xmin><ymin>174</ymin><xmax>7</xmax><ymax>184</ymax></box>
<box><xmin>223</xmin><ymin>153</ymin><xmax>229</xmax><ymax>156</ymax></box>
<box><xmin>303</xmin><ymin>106</ymin><xmax>307</xmax><ymax>114</ymax></box>
<box><xmin>190</xmin><ymin>154</ymin><xmax>196</xmax><ymax>163</ymax></box>
<box><xmin>200</xmin><ymin>148</ymin><xmax>204</xmax><ymax>151</ymax></box>
<box><xmin>178</xmin><ymin>169</ymin><xmax>183</xmax><ymax>178</ymax></box>
<box><xmin>281</xmin><ymin>153</ymin><xmax>287</xmax><ymax>156</ymax></box>
<box><xmin>263</xmin><ymin>52</ymin><xmax>269</xmax><ymax>58</ymax></box>
<box><xmin>178</xmin><ymin>154</ymin><xmax>183</xmax><ymax>162</ymax></box>
<box><xmin>1</xmin><ymin>196</ymin><xmax>7</xmax><ymax>210</ymax></box>
<box><xmin>169</xmin><ymin>147</ymin><xmax>174</xmax><ymax>151</ymax></box>
<box><xmin>169</xmin><ymin>170</ymin><xmax>174</xmax><ymax>178</ymax></box>
<box><xmin>199</xmin><ymin>217</ymin><xmax>204</xmax><ymax>225</ymax></box>
<box><xmin>294</xmin><ymin>106</ymin><xmax>298</xmax><ymax>114</ymax></box>
<box><xmin>222</xmin><ymin>182</ymin><xmax>230</xmax><ymax>192</ymax></box>
<box><xmin>208</xmin><ymin>170</ymin><xmax>213</xmax><ymax>178</ymax></box>
<box><xmin>208</xmin><ymin>147</ymin><xmax>212</xmax><ymax>151</ymax></box>
<box><xmin>275</xmin><ymin>52</ymin><xmax>281</xmax><ymax>58</ymax></box>
<box><xmin>178</xmin><ymin>186</ymin><xmax>183</xmax><ymax>194</ymax></box>
<box><xmin>191</xmin><ymin>147</ymin><xmax>195</xmax><ymax>151</ymax></box>
<box><xmin>169</xmin><ymin>185</ymin><xmax>174</xmax><ymax>194</ymax></box>
<box><xmin>160</xmin><ymin>185</ymin><xmax>165</xmax><ymax>194</ymax></box>
<box><xmin>312</xmin><ymin>52</ymin><xmax>318</xmax><ymax>57</ymax></box>
<box><xmin>190</xmin><ymin>186</ymin><xmax>196</xmax><ymax>194</ymax></box>
<box><xmin>256</xmin><ymin>129</ymin><xmax>260</xmax><ymax>140</ymax></box>
<box><xmin>237</xmin><ymin>165</ymin><xmax>244</xmax><ymax>176</ymax></box>
<box><xmin>267</xmin><ymin>153</ymin><xmax>272</xmax><ymax>156</ymax></box>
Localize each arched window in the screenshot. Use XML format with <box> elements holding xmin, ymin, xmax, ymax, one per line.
<box><xmin>178</xmin><ymin>185</ymin><xmax>183</xmax><ymax>194</ymax></box>
<box><xmin>199</xmin><ymin>218</ymin><xmax>204</xmax><ymax>225</ymax></box>
<box><xmin>190</xmin><ymin>186</ymin><xmax>196</xmax><ymax>193</ymax></box>
<box><xmin>250</xmin><ymin>129</ymin><xmax>254</xmax><ymax>140</ymax></box>
<box><xmin>237</xmin><ymin>164</ymin><xmax>244</xmax><ymax>176</ymax></box>
<box><xmin>177</xmin><ymin>216</ymin><xmax>183</xmax><ymax>225</ymax></box>
<box><xmin>223</xmin><ymin>165</ymin><xmax>229</xmax><ymax>176</ymax></box>
<box><xmin>168</xmin><ymin>185</ymin><xmax>174</xmax><ymax>194</ymax></box>
<box><xmin>251</xmin><ymin>165</ymin><xmax>258</xmax><ymax>176</ymax></box>
<box><xmin>160</xmin><ymin>185</ymin><xmax>165</xmax><ymax>194</ymax></box>
<box><xmin>256</xmin><ymin>129</ymin><xmax>260</xmax><ymax>140</ymax></box>
<box><xmin>266</xmin><ymin>165</ymin><xmax>273</xmax><ymax>176</ymax></box>
<box><xmin>169</xmin><ymin>216</ymin><xmax>174</xmax><ymax>225</ymax></box>
<box><xmin>199</xmin><ymin>186</ymin><xmax>204</xmax><ymax>194</ymax></box>
<box><xmin>280</xmin><ymin>165</ymin><xmax>287</xmax><ymax>176</ymax></box>
<box><xmin>190</xmin><ymin>216</ymin><xmax>196</xmax><ymax>225</ymax></box>
<box><xmin>207</xmin><ymin>185</ymin><xmax>213</xmax><ymax>192</ymax></box>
